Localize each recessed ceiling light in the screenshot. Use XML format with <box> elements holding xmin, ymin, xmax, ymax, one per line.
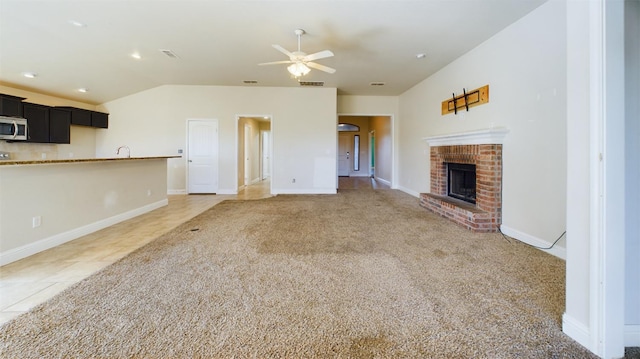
<box><xmin>131</xmin><ymin>53</ymin><xmax>142</xmax><ymax>60</ymax></box>
<box><xmin>416</xmin><ymin>53</ymin><xmax>426</xmax><ymax>59</ymax></box>
<box><xmin>68</xmin><ymin>20</ymin><xmax>87</xmax><ymax>28</ymax></box>
<box><xmin>22</xmin><ymin>72</ymin><xmax>37</xmax><ymax>79</ymax></box>
<box><xmin>77</xmin><ymin>88</ymin><xmax>89</xmax><ymax>93</ymax></box>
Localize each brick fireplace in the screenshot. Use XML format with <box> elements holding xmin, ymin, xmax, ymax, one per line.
<box><xmin>420</xmin><ymin>128</ymin><xmax>508</xmax><ymax>232</ymax></box>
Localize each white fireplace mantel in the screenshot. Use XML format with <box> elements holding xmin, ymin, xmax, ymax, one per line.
<box><xmin>423</xmin><ymin>127</ymin><xmax>509</xmax><ymax>147</ymax></box>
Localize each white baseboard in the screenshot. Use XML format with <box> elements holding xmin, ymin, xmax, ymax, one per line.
<box><xmin>273</xmin><ymin>189</ymin><xmax>337</xmax><ymax>195</ymax></box>
<box><xmin>167</xmin><ymin>189</ymin><xmax>187</xmax><ymax>195</ymax></box>
<box><xmin>0</xmin><ymin>199</ymin><xmax>168</xmax><ymax>266</ymax></box>
<box><xmin>217</xmin><ymin>189</ymin><xmax>238</xmax><ymax>195</ymax></box>
<box><xmin>563</xmin><ymin>313</ymin><xmax>594</xmax><ymax>353</ymax></box>
<box><xmin>626</xmin><ymin>325</ymin><xmax>640</xmax><ymax>347</ymax></box>
<box><xmin>397</xmin><ymin>186</ymin><xmax>420</xmax><ymax>198</ymax></box>
<box><xmin>374</xmin><ymin>177</ymin><xmax>391</xmax><ymax>187</ymax></box>
<box><xmin>500</xmin><ymin>225</ymin><xmax>566</xmax><ymax>260</ymax></box>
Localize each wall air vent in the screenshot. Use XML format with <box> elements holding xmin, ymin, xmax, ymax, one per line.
<box><xmin>370</xmin><ymin>82</ymin><xmax>386</xmax><ymax>86</ymax></box>
<box><xmin>159</xmin><ymin>49</ymin><xmax>179</xmax><ymax>58</ymax></box>
<box><xmin>299</xmin><ymin>81</ymin><xmax>324</xmax><ymax>87</ymax></box>
<box><xmin>243</xmin><ymin>80</ymin><xmax>258</xmax><ymax>84</ymax></box>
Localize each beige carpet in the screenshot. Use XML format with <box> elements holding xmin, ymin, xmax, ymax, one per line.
<box><xmin>0</xmin><ymin>189</ymin><xmax>600</xmax><ymax>358</ymax></box>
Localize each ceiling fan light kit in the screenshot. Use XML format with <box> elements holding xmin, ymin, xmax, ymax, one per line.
<box><xmin>259</xmin><ymin>28</ymin><xmax>335</xmax><ymax>79</ymax></box>
<box><xmin>287</xmin><ymin>63</ymin><xmax>310</xmax><ymax>78</ymax></box>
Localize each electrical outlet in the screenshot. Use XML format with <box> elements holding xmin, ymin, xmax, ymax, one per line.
<box><xmin>147</xmin><ymin>189</ymin><xmax>152</xmax><ymax>196</ymax></box>
<box><xmin>32</xmin><ymin>216</ymin><xmax>41</xmax><ymax>228</ymax></box>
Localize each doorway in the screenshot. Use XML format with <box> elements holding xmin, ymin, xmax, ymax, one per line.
<box><xmin>337</xmin><ymin>115</ymin><xmax>392</xmax><ymax>188</ymax></box>
<box><xmin>244</xmin><ymin>124</ymin><xmax>251</xmax><ymax>186</ymax></box>
<box><xmin>369</xmin><ymin>131</ymin><xmax>376</xmax><ymax>177</ymax></box>
<box><xmin>237</xmin><ymin>116</ymin><xmax>272</xmax><ymax>193</ymax></box>
<box><xmin>261</xmin><ymin>130</ymin><xmax>271</xmax><ymax>180</ymax></box>
<box><xmin>187</xmin><ymin>119</ymin><xmax>219</xmax><ymax>194</ymax></box>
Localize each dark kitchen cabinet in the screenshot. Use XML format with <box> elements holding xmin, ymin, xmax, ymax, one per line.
<box><xmin>49</xmin><ymin>108</ymin><xmax>71</xmax><ymax>144</ymax></box>
<box><xmin>22</xmin><ymin>104</ymin><xmax>71</xmax><ymax>144</ymax></box>
<box><xmin>57</xmin><ymin>107</ymin><xmax>108</xmax><ymax>128</ymax></box>
<box><xmin>0</xmin><ymin>94</ymin><xmax>25</xmax><ymax>117</ymax></box>
<box><xmin>68</xmin><ymin>107</ymin><xmax>92</xmax><ymax>126</ymax></box>
<box><xmin>91</xmin><ymin>111</ymin><xmax>108</xmax><ymax>128</ymax></box>
<box><xmin>22</xmin><ymin>103</ymin><xmax>50</xmax><ymax>143</ymax></box>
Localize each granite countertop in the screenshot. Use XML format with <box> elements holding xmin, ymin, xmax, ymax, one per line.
<box><xmin>0</xmin><ymin>156</ymin><xmax>181</xmax><ymax>166</ymax></box>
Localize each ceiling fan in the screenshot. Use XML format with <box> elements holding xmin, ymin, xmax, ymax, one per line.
<box><xmin>259</xmin><ymin>29</ymin><xmax>336</xmax><ymax>78</ymax></box>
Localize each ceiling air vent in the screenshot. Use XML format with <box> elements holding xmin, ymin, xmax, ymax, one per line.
<box><xmin>159</xmin><ymin>49</ymin><xmax>179</xmax><ymax>59</ymax></box>
<box><xmin>299</xmin><ymin>81</ymin><xmax>324</xmax><ymax>87</ymax></box>
<box><xmin>243</xmin><ymin>80</ymin><xmax>258</xmax><ymax>84</ymax></box>
<box><xmin>370</xmin><ymin>82</ymin><xmax>386</xmax><ymax>86</ymax></box>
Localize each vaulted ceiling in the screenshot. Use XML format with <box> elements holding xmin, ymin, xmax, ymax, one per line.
<box><xmin>0</xmin><ymin>0</ymin><xmax>546</xmax><ymax>105</ymax></box>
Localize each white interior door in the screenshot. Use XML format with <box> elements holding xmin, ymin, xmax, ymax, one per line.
<box><xmin>262</xmin><ymin>131</ymin><xmax>271</xmax><ymax>179</ymax></box>
<box><xmin>187</xmin><ymin>120</ymin><xmax>218</xmax><ymax>193</ymax></box>
<box><xmin>338</xmin><ymin>134</ymin><xmax>351</xmax><ymax>177</ymax></box>
<box><xmin>244</xmin><ymin>124</ymin><xmax>251</xmax><ymax>186</ymax></box>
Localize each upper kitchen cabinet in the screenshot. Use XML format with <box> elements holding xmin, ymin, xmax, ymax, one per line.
<box><xmin>0</xmin><ymin>94</ymin><xmax>25</xmax><ymax>117</ymax></box>
<box><xmin>91</xmin><ymin>111</ymin><xmax>108</xmax><ymax>128</ymax></box>
<box><xmin>49</xmin><ymin>108</ymin><xmax>71</xmax><ymax>144</ymax></box>
<box><xmin>61</xmin><ymin>107</ymin><xmax>91</xmax><ymax>126</ymax></box>
<box><xmin>22</xmin><ymin>102</ymin><xmax>50</xmax><ymax>143</ymax></box>
<box><xmin>57</xmin><ymin>107</ymin><xmax>108</xmax><ymax>128</ymax></box>
<box><xmin>22</xmin><ymin>104</ymin><xmax>71</xmax><ymax>144</ymax></box>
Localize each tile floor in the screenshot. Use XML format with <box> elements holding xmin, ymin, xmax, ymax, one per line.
<box><xmin>0</xmin><ymin>180</ymin><xmax>273</xmax><ymax>326</ymax></box>
<box><xmin>0</xmin><ymin>177</ymin><xmax>388</xmax><ymax>326</ymax></box>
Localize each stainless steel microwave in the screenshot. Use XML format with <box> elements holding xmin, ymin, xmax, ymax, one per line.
<box><xmin>0</xmin><ymin>116</ymin><xmax>28</xmax><ymax>141</ymax></box>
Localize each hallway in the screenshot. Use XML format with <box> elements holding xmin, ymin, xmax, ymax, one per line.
<box><xmin>338</xmin><ymin>176</ymin><xmax>390</xmax><ymax>190</ymax></box>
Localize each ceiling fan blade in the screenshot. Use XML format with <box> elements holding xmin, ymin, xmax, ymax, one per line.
<box><xmin>304</xmin><ymin>50</ymin><xmax>334</xmax><ymax>62</ymax></box>
<box><xmin>258</xmin><ymin>60</ymin><xmax>293</xmax><ymax>66</ymax></box>
<box><xmin>307</xmin><ymin>62</ymin><xmax>336</xmax><ymax>74</ymax></box>
<box><xmin>272</xmin><ymin>44</ymin><xmax>294</xmax><ymax>58</ymax></box>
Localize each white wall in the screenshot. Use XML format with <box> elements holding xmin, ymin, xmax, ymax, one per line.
<box><xmin>397</xmin><ymin>0</ymin><xmax>567</xmax><ymax>253</ymax></box>
<box><xmin>98</xmin><ymin>85</ymin><xmax>337</xmax><ymax>194</ymax></box>
<box><xmin>565</xmin><ymin>0</ymin><xmax>629</xmax><ymax>356</ymax></box>
<box><xmin>625</xmin><ymin>0</ymin><xmax>640</xmax><ymax>341</ymax></box>
<box><xmin>564</xmin><ymin>0</ymin><xmax>592</xmax><ymax>347</ymax></box>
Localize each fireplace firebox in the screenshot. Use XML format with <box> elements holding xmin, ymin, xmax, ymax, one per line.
<box><xmin>419</xmin><ymin>142</ymin><xmax>504</xmax><ymax>232</ymax></box>
<box><xmin>447</xmin><ymin>163</ymin><xmax>476</xmax><ymax>204</ymax></box>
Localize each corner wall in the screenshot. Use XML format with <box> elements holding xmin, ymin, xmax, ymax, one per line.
<box><xmin>625</xmin><ymin>0</ymin><xmax>640</xmax><ymax>346</ymax></box>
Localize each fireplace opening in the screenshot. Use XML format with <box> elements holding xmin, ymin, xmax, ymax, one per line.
<box><xmin>447</xmin><ymin>163</ymin><xmax>476</xmax><ymax>204</ymax></box>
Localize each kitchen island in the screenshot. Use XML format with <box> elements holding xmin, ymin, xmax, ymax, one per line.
<box><xmin>0</xmin><ymin>156</ymin><xmax>179</xmax><ymax>265</ymax></box>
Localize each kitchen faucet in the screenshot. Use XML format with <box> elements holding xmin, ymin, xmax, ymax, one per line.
<box><xmin>116</xmin><ymin>145</ymin><xmax>130</xmax><ymax>158</ymax></box>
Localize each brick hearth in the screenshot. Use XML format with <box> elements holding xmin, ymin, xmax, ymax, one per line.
<box><xmin>420</xmin><ymin>143</ymin><xmax>503</xmax><ymax>232</ymax></box>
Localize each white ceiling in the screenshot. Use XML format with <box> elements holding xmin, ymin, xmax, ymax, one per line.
<box><xmin>0</xmin><ymin>0</ymin><xmax>547</xmax><ymax>105</ymax></box>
